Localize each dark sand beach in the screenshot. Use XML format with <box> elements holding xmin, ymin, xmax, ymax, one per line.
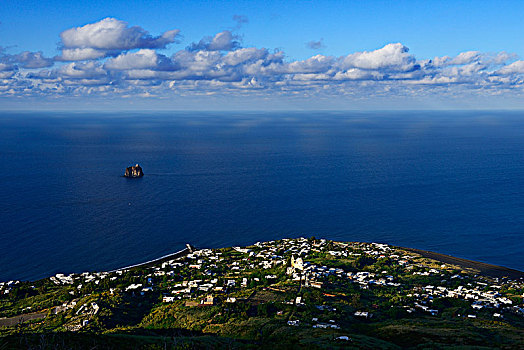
<box><xmin>404</xmin><ymin>248</ymin><xmax>524</xmax><ymax>280</ymax></box>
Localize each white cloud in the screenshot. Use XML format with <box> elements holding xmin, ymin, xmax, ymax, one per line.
<box><xmin>287</xmin><ymin>55</ymin><xmax>334</xmax><ymax>74</ymax></box>
<box><xmin>496</xmin><ymin>60</ymin><xmax>524</xmax><ymax>74</ymax></box>
<box><xmin>0</xmin><ymin>63</ymin><xmax>16</xmax><ymax>79</ymax></box>
<box><xmin>338</xmin><ymin>43</ymin><xmax>417</xmax><ymax>71</ymax></box>
<box><xmin>429</xmin><ymin>51</ymin><xmax>516</xmax><ymax>69</ymax></box>
<box><xmin>58</xmin><ymin>61</ymin><xmax>107</xmax><ymax>79</ymax></box>
<box><xmin>222</xmin><ymin>48</ymin><xmax>268</xmax><ymax>66</ymax></box>
<box><xmin>333</xmin><ymin>68</ymin><xmax>383</xmax><ymax>81</ymax></box>
<box><xmin>58</xmin><ymin>18</ymin><xmax>180</xmax><ymax>60</ymax></box>
<box><xmin>0</xmin><ymin>50</ymin><xmax>54</xmax><ymax>69</ymax></box>
<box><xmin>173</xmin><ymin>50</ymin><xmax>223</xmax><ymax>73</ymax></box>
<box><xmin>58</xmin><ymin>48</ymin><xmax>107</xmax><ymax>61</ymax></box>
<box><xmin>188</xmin><ymin>31</ymin><xmax>240</xmax><ymax>51</ymax></box>
<box><xmin>0</xmin><ymin>63</ymin><xmax>15</xmax><ymax>71</ymax></box>
<box><xmin>0</xmin><ymin>62</ymin><xmax>17</xmax><ymax>79</ymax></box>
<box><xmin>449</xmin><ymin>51</ymin><xmax>481</xmax><ymax>65</ymax></box>
<box><xmin>457</xmin><ymin>62</ymin><xmax>486</xmax><ymax>76</ymax></box>
<box><xmin>3</xmin><ymin>19</ymin><xmax>523</xmax><ymax>102</ymax></box>
<box><xmin>105</xmin><ymin>49</ymin><xmax>175</xmax><ymax>70</ymax></box>
<box><xmin>60</xmin><ymin>17</ymin><xmax>179</xmax><ymax>50</ymax></box>
<box><xmin>122</xmin><ymin>69</ymin><xmax>160</xmax><ymax>80</ymax></box>
<box><xmin>11</xmin><ymin>51</ymin><xmax>53</xmax><ymax>68</ymax></box>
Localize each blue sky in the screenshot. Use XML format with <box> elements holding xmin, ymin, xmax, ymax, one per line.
<box><xmin>1</xmin><ymin>0</ymin><xmax>524</xmax><ymax>110</ymax></box>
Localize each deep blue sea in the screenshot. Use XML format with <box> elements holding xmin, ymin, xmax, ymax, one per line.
<box><xmin>1</xmin><ymin>111</ymin><xmax>523</xmax><ymax>281</ymax></box>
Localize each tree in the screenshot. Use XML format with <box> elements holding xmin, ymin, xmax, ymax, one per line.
<box><xmin>350</xmin><ymin>293</ymin><xmax>362</xmax><ymax>308</ymax></box>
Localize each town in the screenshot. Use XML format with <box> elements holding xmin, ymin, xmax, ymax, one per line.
<box><xmin>1</xmin><ymin>238</ymin><xmax>523</xmax><ymax>348</ymax></box>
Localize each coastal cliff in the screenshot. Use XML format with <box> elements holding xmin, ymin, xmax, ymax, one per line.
<box><xmin>124</xmin><ymin>164</ymin><xmax>144</xmax><ymax>178</ymax></box>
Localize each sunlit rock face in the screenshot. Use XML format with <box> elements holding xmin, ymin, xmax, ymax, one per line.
<box><xmin>124</xmin><ymin>164</ymin><xmax>144</xmax><ymax>178</ymax></box>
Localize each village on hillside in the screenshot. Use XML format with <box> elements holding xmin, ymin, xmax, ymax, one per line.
<box><xmin>1</xmin><ymin>238</ymin><xmax>523</xmax><ymax>348</ymax></box>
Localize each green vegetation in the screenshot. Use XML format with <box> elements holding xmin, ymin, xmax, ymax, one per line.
<box><xmin>1</xmin><ymin>238</ymin><xmax>523</xmax><ymax>349</ymax></box>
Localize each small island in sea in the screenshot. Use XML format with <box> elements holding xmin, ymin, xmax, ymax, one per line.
<box><xmin>124</xmin><ymin>164</ymin><xmax>144</xmax><ymax>178</ymax></box>
<box><xmin>0</xmin><ymin>238</ymin><xmax>523</xmax><ymax>349</ymax></box>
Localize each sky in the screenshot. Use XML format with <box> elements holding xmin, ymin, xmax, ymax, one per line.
<box><xmin>1</xmin><ymin>0</ymin><xmax>524</xmax><ymax>110</ymax></box>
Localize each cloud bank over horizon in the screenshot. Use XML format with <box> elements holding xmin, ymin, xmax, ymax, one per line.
<box><xmin>1</xmin><ymin>17</ymin><xmax>523</xmax><ymax>108</ymax></box>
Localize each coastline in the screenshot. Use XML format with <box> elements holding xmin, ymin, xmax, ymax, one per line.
<box><xmin>2</xmin><ymin>237</ymin><xmax>523</xmax><ymax>349</ymax></box>
<box><xmin>109</xmin><ymin>244</ymin><xmax>195</xmax><ymax>272</ymax></box>
<box><xmin>111</xmin><ymin>241</ymin><xmax>524</xmax><ymax>280</ymax></box>
<box><xmin>3</xmin><ymin>241</ymin><xmax>523</xmax><ymax>283</ymax></box>
<box><xmin>403</xmin><ymin>247</ymin><xmax>524</xmax><ymax>280</ymax></box>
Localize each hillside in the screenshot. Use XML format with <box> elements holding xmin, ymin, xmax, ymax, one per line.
<box><xmin>1</xmin><ymin>238</ymin><xmax>523</xmax><ymax>349</ymax></box>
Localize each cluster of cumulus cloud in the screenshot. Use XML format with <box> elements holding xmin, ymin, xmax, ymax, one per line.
<box><xmin>1</xmin><ymin>17</ymin><xmax>524</xmax><ymax>100</ymax></box>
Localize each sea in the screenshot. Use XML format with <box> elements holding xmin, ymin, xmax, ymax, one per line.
<box><xmin>1</xmin><ymin>111</ymin><xmax>523</xmax><ymax>281</ymax></box>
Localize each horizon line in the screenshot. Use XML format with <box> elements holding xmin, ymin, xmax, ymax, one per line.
<box><xmin>2</xmin><ymin>108</ymin><xmax>524</xmax><ymax>113</ymax></box>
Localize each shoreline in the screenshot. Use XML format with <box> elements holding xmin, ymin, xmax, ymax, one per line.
<box><xmin>109</xmin><ymin>244</ymin><xmax>195</xmax><ymax>272</ymax></box>
<box><xmin>4</xmin><ymin>241</ymin><xmax>524</xmax><ymax>282</ymax></box>
<box><xmin>402</xmin><ymin>247</ymin><xmax>524</xmax><ymax>280</ymax></box>
<box><xmin>113</xmin><ymin>241</ymin><xmax>524</xmax><ymax>280</ymax></box>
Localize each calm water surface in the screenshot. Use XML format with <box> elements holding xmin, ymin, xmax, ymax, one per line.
<box><xmin>1</xmin><ymin>111</ymin><xmax>523</xmax><ymax>280</ymax></box>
